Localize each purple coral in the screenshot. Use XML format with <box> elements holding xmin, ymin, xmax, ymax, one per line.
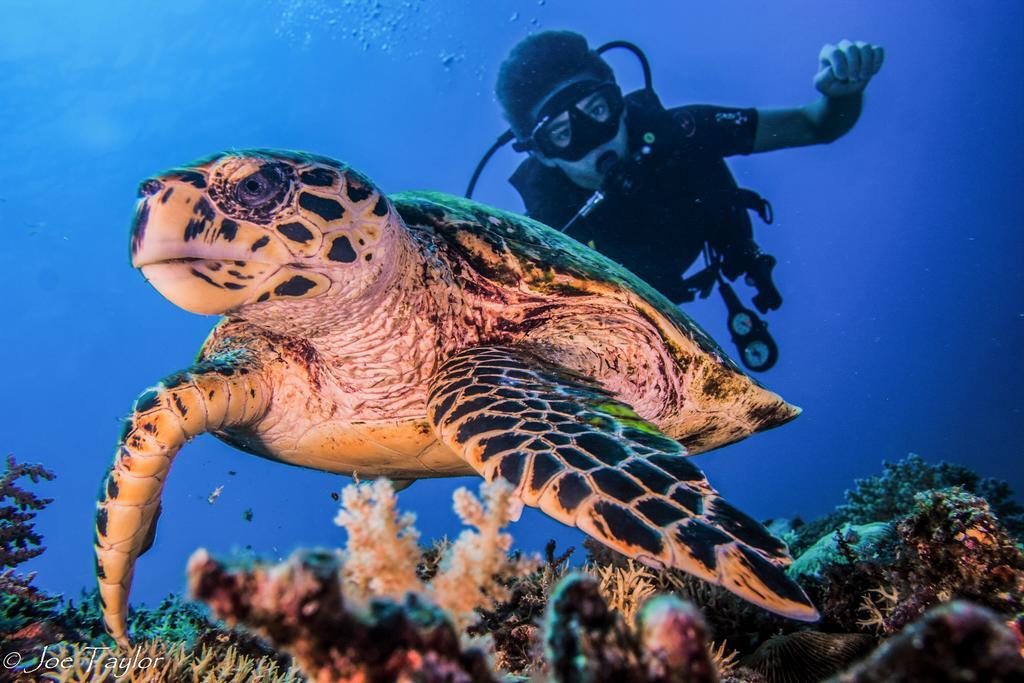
<box><xmin>544</xmin><ymin>573</ymin><xmax>717</xmax><ymax>683</ymax></box>
<box><xmin>639</xmin><ymin>596</ymin><xmax>717</xmax><ymax>683</ymax></box>
<box><xmin>187</xmin><ymin>548</ymin><xmax>497</xmax><ymax>683</ymax></box>
<box><xmin>831</xmin><ymin>601</ymin><xmax>1024</xmax><ymax>682</ymax></box>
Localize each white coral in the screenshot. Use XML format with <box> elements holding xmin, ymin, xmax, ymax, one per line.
<box><xmin>591</xmin><ymin>559</ymin><xmax>658</xmax><ymax>624</ymax></box>
<box><xmin>431</xmin><ymin>479</ymin><xmax>516</xmax><ymax>625</ymax></box>
<box><xmin>334</xmin><ymin>478</ymin><xmax>422</xmax><ymax>601</ymax></box>
<box><xmin>333</xmin><ymin>478</ymin><xmax>519</xmax><ymax>627</ymax></box>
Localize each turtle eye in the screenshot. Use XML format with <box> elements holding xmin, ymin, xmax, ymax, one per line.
<box><xmin>235</xmin><ymin>164</ymin><xmax>289</xmax><ymax>207</ymax></box>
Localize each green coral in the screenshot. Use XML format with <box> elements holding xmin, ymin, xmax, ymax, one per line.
<box><xmin>788</xmin><ymin>454</ymin><xmax>1024</xmax><ymax>556</ymax></box>
<box><xmin>787</xmin><ymin>522</ymin><xmax>893</xmax><ymax>578</ymax></box>
<box><xmin>837</xmin><ymin>453</ymin><xmax>1024</xmax><ymax>538</ymax></box>
<box><xmin>1</xmin><ymin>587</ymin><xmax>293</xmax><ymax>672</ymax></box>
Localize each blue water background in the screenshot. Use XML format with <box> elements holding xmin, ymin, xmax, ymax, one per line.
<box><xmin>1</xmin><ymin>1</ymin><xmax>1021</xmax><ymax>606</ymax></box>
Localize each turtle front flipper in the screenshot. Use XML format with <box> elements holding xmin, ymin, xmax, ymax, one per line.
<box><xmin>427</xmin><ymin>346</ymin><xmax>818</xmax><ymax>622</ymax></box>
<box><xmin>95</xmin><ymin>356</ymin><xmax>271</xmax><ymax>647</ymax></box>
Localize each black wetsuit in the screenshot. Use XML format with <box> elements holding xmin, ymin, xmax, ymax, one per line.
<box><xmin>510</xmin><ymin>90</ymin><xmax>767</xmax><ymax>303</ymax></box>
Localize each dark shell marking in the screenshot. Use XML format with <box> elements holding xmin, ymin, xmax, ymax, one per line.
<box><xmin>426</xmin><ymin>346</ymin><xmax>815</xmax><ymax>618</ymax></box>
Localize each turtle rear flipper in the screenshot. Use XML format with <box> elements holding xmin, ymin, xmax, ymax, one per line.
<box><xmin>427</xmin><ymin>346</ymin><xmax>819</xmax><ymax>622</ymax></box>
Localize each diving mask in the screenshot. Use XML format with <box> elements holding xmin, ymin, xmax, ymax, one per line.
<box><xmin>523</xmin><ymin>81</ymin><xmax>624</xmax><ymax>161</ymax></box>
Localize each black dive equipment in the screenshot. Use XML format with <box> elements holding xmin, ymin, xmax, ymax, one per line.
<box><xmin>558</xmin><ymin>140</ymin><xmax>651</xmax><ymax>235</ymax></box>
<box><xmin>523</xmin><ymin>81</ymin><xmax>625</xmax><ymax>161</ymax></box>
<box><xmin>466</xmin><ymin>40</ymin><xmax>780</xmax><ymax>373</ymax></box>
<box><xmin>721</xmin><ymin>280</ymin><xmax>778</xmax><ymax>372</ymax></box>
<box><xmin>465</xmin><ymin>40</ymin><xmax>651</xmax><ymax>200</ymax></box>
<box><xmin>679</xmin><ymin>244</ymin><xmax>779</xmax><ymax>372</ymax></box>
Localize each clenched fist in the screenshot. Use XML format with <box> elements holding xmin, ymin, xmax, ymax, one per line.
<box><xmin>814</xmin><ymin>39</ymin><xmax>884</xmax><ymax>98</ymax></box>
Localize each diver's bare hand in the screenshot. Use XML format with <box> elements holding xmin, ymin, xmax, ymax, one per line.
<box><xmin>814</xmin><ymin>40</ymin><xmax>884</xmax><ymax>98</ymax></box>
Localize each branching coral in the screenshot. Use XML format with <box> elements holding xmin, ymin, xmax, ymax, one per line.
<box><xmin>707</xmin><ymin>641</ymin><xmax>739</xmax><ymax>679</ymax></box>
<box><xmin>591</xmin><ymin>560</ymin><xmax>658</xmax><ymax>625</ymax></box>
<box><xmin>334</xmin><ymin>477</ymin><xmax>517</xmax><ymax>629</ymax></box>
<box><xmin>431</xmin><ymin>479</ymin><xmax>516</xmax><ymax>626</ymax></box>
<box><xmin>468</xmin><ymin>540</ymin><xmax>574</xmax><ymax>675</ymax></box>
<box><xmin>416</xmin><ymin>537</ymin><xmax>451</xmax><ymax>582</ymax></box>
<box><xmin>586</xmin><ymin>541</ymin><xmax>783</xmax><ymax>654</ymax></box>
<box><xmin>855</xmin><ymin>585</ymin><xmax>900</xmax><ymax>634</ymax></box>
<box><xmin>184</xmin><ymin>479</ymin><xmax>527</xmax><ymax>680</ymax></box>
<box><xmin>0</xmin><ymin>454</ymin><xmax>55</xmax><ymax>599</ymax></box>
<box><xmin>334</xmin><ymin>477</ymin><xmax>421</xmax><ymax>601</ymax></box>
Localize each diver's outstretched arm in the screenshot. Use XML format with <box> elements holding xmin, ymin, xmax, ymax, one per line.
<box><xmin>753</xmin><ymin>39</ymin><xmax>884</xmax><ymax>152</ymax></box>
<box><xmin>94</xmin><ymin>354</ymin><xmax>270</xmax><ymax>647</ymax></box>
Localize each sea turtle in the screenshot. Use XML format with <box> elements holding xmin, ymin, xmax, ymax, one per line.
<box><xmin>96</xmin><ymin>149</ymin><xmax>817</xmax><ymax>646</ymax></box>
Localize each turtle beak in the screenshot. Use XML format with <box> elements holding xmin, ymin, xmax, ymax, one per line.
<box><xmin>129</xmin><ymin>179</ymin><xmax>291</xmax><ymax>314</ymax></box>
<box><xmin>129</xmin><ymin>183</ymin><xmax>291</xmax><ymax>270</ymax></box>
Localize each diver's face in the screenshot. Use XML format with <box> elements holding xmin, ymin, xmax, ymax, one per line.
<box><xmin>541</xmin><ymin>89</ymin><xmax>616</xmax><ymax>151</ymax></box>
<box><xmin>535</xmin><ymin>114</ymin><xmax>629</xmax><ymax>191</ymax></box>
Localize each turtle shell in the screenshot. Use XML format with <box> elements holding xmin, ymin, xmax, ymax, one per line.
<box><xmin>391</xmin><ymin>191</ymin><xmax>745</xmax><ymax>379</ymax></box>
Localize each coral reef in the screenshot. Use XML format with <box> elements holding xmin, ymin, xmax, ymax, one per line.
<box><xmin>431</xmin><ymin>479</ymin><xmax>516</xmax><ymax>625</ymax></box>
<box><xmin>800</xmin><ymin>487</ymin><xmax>1024</xmax><ymax>635</ymax></box>
<box><xmin>829</xmin><ymin>601</ymin><xmax>1024</xmax><ymax>682</ymax></box>
<box><xmin>187</xmin><ymin>479</ymin><xmax>522</xmax><ymax>681</ymax></box>
<box><xmin>787</xmin><ymin>523</ymin><xmax>892</xmax><ymax>579</ymax></box>
<box><xmin>187</xmin><ymin>482</ymin><xmax>746</xmax><ymax>682</ymax></box>
<box><xmin>592</xmin><ymin>559</ymin><xmax>657</xmax><ymax>624</ymax></box>
<box><xmin>0</xmin><ymin>454</ymin><xmax>300</xmax><ymax>681</ymax></box>
<box><xmin>882</xmin><ymin>487</ymin><xmax>1024</xmax><ymax>629</ymax></box>
<box><xmin>833</xmin><ymin>454</ymin><xmax>1020</xmax><ymax>545</ymax></box>
<box><xmin>334</xmin><ymin>477</ymin><xmax>518</xmax><ymax>628</ymax></box>
<box><xmin>467</xmin><ymin>540</ymin><xmax>574</xmax><ymax>674</ymax></box>
<box><xmin>6</xmin><ymin>453</ymin><xmax>1024</xmax><ymax>681</ymax></box>
<box><xmin>1</xmin><ymin>588</ymin><xmax>298</xmax><ymax>679</ymax></box>
<box><xmin>788</xmin><ymin>454</ymin><xmax>1024</xmax><ymax>556</ymax></box>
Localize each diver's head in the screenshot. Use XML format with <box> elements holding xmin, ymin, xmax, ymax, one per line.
<box><xmin>496</xmin><ymin>31</ymin><xmax>629</xmax><ymax>190</ymax></box>
<box><xmin>130</xmin><ymin>149</ymin><xmax>399</xmax><ymax>316</ymax></box>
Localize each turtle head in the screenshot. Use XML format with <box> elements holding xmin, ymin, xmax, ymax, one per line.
<box><xmin>130</xmin><ymin>149</ymin><xmax>399</xmax><ymax>315</ymax></box>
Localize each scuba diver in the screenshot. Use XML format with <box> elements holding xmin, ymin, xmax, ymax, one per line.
<box><xmin>466</xmin><ymin>31</ymin><xmax>884</xmax><ymax>371</ymax></box>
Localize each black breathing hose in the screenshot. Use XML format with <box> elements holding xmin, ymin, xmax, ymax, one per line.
<box><xmin>595</xmin><ymin>41</ymin><xmax>653</xmax><ymax>91</ymax></box>
<box><xmin>465</xmin><ymin>129</ymin><xmax>515</xmax><ymax>199</ymax></box>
